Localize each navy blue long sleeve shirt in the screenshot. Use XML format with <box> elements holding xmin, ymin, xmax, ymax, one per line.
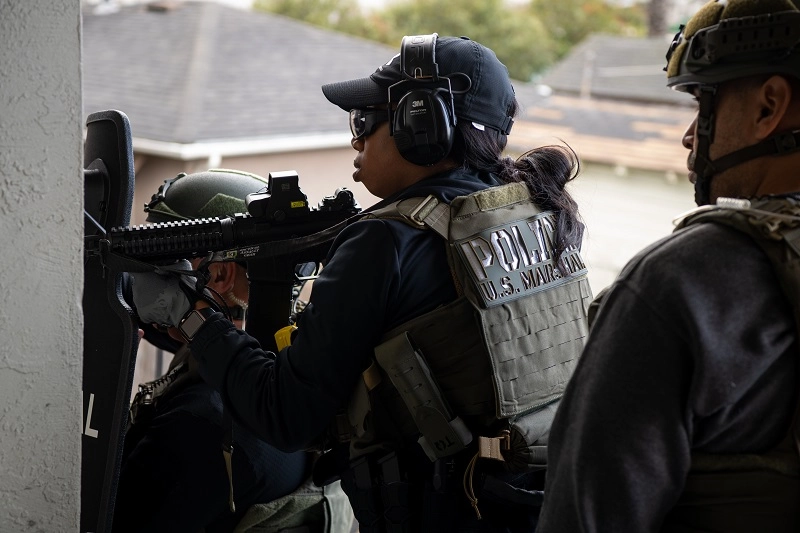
<box><xmin>190</xmin><ymin>168</ymin><xmax>503</xmax><ymax>451</ymax></box>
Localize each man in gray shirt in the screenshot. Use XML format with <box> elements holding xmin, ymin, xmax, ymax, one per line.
<box><xmin>538</xmin><ymin>1</ymin><xmax>800</xmax><ymax>531</ymax></box>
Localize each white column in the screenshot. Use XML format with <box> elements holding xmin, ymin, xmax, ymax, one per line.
<box><xmin>0</xmin><ymin>0</ymin><xmax>82</xmax><ymax>530</ymax></box>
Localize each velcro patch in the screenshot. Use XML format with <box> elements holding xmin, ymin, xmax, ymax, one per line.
<box><xmin>455</xmin><ymin>212</ymin><xmax>587</xmax><ymax>308</ymax></box>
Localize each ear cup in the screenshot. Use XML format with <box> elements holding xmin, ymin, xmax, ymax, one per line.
<box><xmin>392</xmin><ymin>89</ymin><xmax>454</xmax><ymax>166</ymax></box>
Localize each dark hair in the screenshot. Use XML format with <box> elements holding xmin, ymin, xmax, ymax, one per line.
<box><xmin>449</xmin><ymin>99</ymin><xmax>584</xmax><ymax>260</ymax></box>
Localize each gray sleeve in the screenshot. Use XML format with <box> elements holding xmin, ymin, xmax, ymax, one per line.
<box><xmin>538</xmin><ymin>278</ymin><xmax>692</xmax><ymax>532</ymax></box>
<box><xmin>537</xmin><ymin>224</ymin><xmax>797</xmax><ymax>532</ymax></box>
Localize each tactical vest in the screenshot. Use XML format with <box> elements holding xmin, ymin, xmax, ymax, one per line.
<box><xmin>661</xmin><ymin>196</ymin><xmax>800</xmax><ymax>533</ymax></box>
<box><xmin>343</xmin><ymin>182</ymin><xmax>592</xmax><ymax>475</ymax></box>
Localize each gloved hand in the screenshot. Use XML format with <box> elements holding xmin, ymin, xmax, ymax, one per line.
<box><xmin>130</xmin><ymin>260</ymin><xmax>199</xmax><ymax>327</ymax></box>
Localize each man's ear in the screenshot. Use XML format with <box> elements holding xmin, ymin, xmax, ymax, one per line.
<box><xmin>755</xmin><ymin>75</ymin><xmax>793</xmax><ymax>139</ymax></box>
<box><xmin>206</xmin><ymin>261</ymin><xmax>237</xmax><ymax>295</ymax></box>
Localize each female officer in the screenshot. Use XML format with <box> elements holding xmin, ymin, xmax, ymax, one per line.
<box><xmin>152</xmin><ymin>35</ymin><xmax>589</xmax><ymax>532</ymax></box>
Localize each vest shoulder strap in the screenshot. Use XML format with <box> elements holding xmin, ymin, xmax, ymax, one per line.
<box><xmin>675</xmin><ymin>197</ymin><xmax>800</xmax><ymax>326</ymax></box>
<box><xmin>363</xmin><ymin>195</ymin><xmax>450</xmax><ymax>237</ymax></box>
<box><xmin>362</xmin><ymin>181</ymin><xmax>534</xmax><ymax>240</ymax></box>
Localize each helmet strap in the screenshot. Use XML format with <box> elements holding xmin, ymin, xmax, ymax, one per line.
<box><xmin>226</xmin><ymin>290</ymin><xmax>248</xmax><ymax>319</ymax></box>
<box><xmin>693</xmin><ymin>86</ymin><xmax>717</xmax><ymax>206</ymax></box>
<box><xmin>694</xmin><ymin>83</ymin><xmax>800</xmax><ymax>205</ymax></box>
<box><xmin>707</xmin><ymin>129</ymin><xmax>800</xmax><ymax>181</ymax></box>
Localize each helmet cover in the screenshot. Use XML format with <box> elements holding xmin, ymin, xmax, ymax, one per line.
<box><xmin>665</xmin><ymin>0</ymin><xmax>800</xmax><ymax>92</ymax></box>
<box><xmin>145</xmin><ymin>168</ymin><xmax>269</xmax><ymax>223</ymax></box>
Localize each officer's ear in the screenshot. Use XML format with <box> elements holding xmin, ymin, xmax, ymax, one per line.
<box><xmin>206</xmin><ymin>261</ymin><xmax>237</xmax><ymax>295</ymax></box>
<box><xmin>756</xmin><ymin>75</ymin><xmax>794</xmax><ymax>139</ymax></box>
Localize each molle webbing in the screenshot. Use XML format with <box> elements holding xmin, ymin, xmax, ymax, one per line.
<box><xmin>354</xmin><ymin>182</ymin><xmax>592</xmax><ymax>466</ymax></box>
<box><xmin>482</xmin><ymin>276</ymin><xmax>591</xmax><ymax>417</ymax></box>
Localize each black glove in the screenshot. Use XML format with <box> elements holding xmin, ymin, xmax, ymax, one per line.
<box><xmin>130</xmin><ymin>260</ymin><xmax>201</xmax><ymax>327</ymax></box>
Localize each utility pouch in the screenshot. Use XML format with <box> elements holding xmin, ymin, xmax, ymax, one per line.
<box><xmin>127</xmin><ymin>360</ymin><xmax>190</xmax><ymax>430</ymax></box>
<box><xmin>375</xmin><ymin>332</ymin><xmax>473</xmax><ymax>461</ymax></box>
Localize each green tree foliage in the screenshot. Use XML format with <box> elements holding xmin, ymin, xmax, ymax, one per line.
<box><xmin>530</xmin><ymin>0</ymin><xmax>645</xmax><ymax>58</ymax></box>
<box><xmin>253</xmin><ymin>0</ymin><xmax>378</xmax><ymax>37</ymax></box>
<box><xmin>254</xmin><ymin>0</ymin><xmax>646</xmax><ymax>81</ymax></box>
<box><xmin>375</xmin><ymin>0</ymin><xmax>554</xmax><ymax>81</ymax></box>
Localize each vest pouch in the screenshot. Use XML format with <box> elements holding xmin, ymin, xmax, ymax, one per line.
<box><xmin>380</xmin><ymin>297</ymin><xmax>497</xmax><ymax>428</ymax></box>
<box><xmin>374</xmin><ymin>331</ymin><xmax>473</xmax><ymax>462</ymax></box>
<box><xmin>505</xmin><ymin>402</ymin><xmax>558</xmax><ymax>473</ymax></box>
<box><xmin>346</xmin><ymin>361</ymin><xmax>419</xmax><ymax>460</ymax></box>
<box><xmin>474</xmin><ymin>401</ymin><xmax>556</xmax><ymax>474</ymax></box>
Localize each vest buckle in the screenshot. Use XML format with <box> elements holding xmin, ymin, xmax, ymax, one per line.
<box><xmin>406</xmin><ymin>195</ymin><xmax>440</xmax><ymax>227</ymax></box>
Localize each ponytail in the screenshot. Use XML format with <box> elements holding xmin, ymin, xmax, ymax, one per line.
<box><xmin>451</xmin><ymin>100</ymin><xmax>584</xmax><ymax>261</ymax></box>
<box><xmin>503</xmin><ymin>144</ymin><xmax>583</xmax><ymax>260</ymax></box>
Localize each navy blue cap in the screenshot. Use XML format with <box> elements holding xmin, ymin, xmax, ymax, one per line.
<box><xmin>322</xmin><ymin>36</ymin><xmax>515</xmax><ymax>134</ymax></box>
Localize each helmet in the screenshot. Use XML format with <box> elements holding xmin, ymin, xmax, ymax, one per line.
<box><xmin>664</xmin><ymin>0</ymin><xmax>800</xmax><ymax>206</ymax></box>
<box><xmin>144</xmin><ymin>168</ymin><xmax>267</xmax><ymax>321</ymax></box>
<box><xmin>666</xmin><ymin>0</ymin><xmax>800</xmax><ymax>92</ymax></box>
<box><xmin>144</xmin><ymin>168</ymin><xmax>269</xmax><ymax>223</ymax></box>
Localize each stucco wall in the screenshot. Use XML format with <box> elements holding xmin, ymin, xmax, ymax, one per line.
<box><xmin>0</xmin><ymin>1</ymin><xmax>82</xmax><ymax>530</ymax></box>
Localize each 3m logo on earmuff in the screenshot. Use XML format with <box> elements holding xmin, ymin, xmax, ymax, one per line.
<box><xmin>388</xmin><ymin>33</ymin><xmax>456</xmax><ymax>167</ymax></box>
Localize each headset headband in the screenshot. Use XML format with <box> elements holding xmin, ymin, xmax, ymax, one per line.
<box><xmin>388</xmin><ymin>33</ymin><xmax>456</xmax><ymax>127</ymax></box>
<box><xmin>401</xmin><ymin>34</ymin><xmax>439</xmax><ymax>81</ymax></box>
<box><xmin>387</xmin><ymin>33</ymin><xmax>459</xmax><ymax>165</ymax></box>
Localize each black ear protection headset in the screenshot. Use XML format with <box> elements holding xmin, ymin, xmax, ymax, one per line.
<box><xmin>388</xmin><ymin>34</ymin><xmax>458</xmax><ymax>166</ymax></box>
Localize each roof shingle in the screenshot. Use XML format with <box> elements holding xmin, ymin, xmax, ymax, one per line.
<box><xmin>82</xmin><ymin>1</ymin><xmax>398</xmax><ymax>143</ymax></box>
<box><xmin>538</xmin><ymin>33</ymin><xmax>688</xmax><ymax>106</ymax></box>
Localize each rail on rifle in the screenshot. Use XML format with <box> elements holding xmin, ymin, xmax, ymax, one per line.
<box><xmin>87</xmin><ymin>170</ymin><xmax>362</xmax><ymax>269</ymax></box>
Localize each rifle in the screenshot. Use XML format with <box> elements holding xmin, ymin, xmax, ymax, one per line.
<box><xmin>82</xmin><ymin>109</ymin><xmax>361</xmax><ymax>532</ymax></box>
<box><xmin>91</xmin><ymin>170</ymin><xmax>361</xmax><ymax>350</ymax></box>
<box><xmin>91</xmin><ymin>171</ymin><xmax>360</xmax><ymax>266</ymax></box>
